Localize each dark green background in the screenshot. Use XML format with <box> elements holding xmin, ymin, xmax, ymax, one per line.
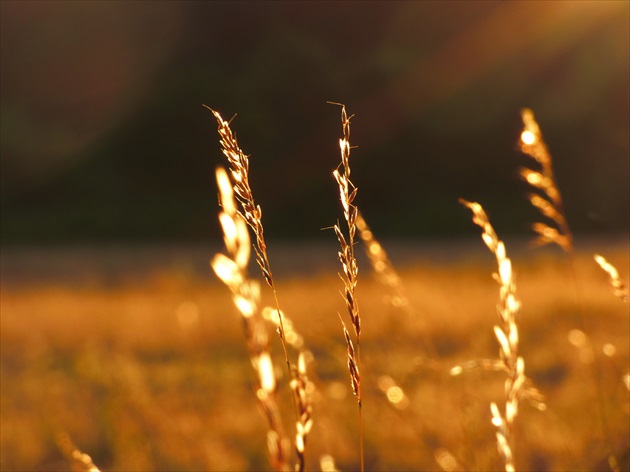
<box><xmin>1</xmin><ymin>1</ymin><xmax>628</xmax><ymax>244</ymax></box>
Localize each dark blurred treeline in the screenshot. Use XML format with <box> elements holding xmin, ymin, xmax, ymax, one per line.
<box><xmin>1</xmin><ymin>1</ymin><xmax>628</xmax><ymax>244</ymax></box>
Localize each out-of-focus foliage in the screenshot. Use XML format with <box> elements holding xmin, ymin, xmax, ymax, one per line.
<box><xmin>1</xmin><ymin>1</ymin><xmax>628</xmax><ymax>243</ymax></box>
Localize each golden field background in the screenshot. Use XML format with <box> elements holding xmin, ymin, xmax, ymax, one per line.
<box><xmin>1</xmin><ymin>239</ymin><xmax>628</xmax><ymax>471</ymax></box>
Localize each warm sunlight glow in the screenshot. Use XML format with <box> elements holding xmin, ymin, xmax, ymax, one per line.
<box><xmin>521</xmin><ymin>130</ymin><xmax>536</xmax><ymax>145</ymax></box>
<box><xmin>386</xmin><ymin>386</ymin><xmax>408</xmax><ymax>409</ymax></box>
<box><xmin>434</xmin><ymin>448</ymin><xmax>459</xmax><ymax>472</ymax></box>
<box><xmin>320</xmin><ymin>454</ymin><xmax>338</xmax><ymax>472</ymax></box>
<box><xmin>602</xmin><ymin>344</ymin><xmax>616</xmax><ymax>357</ymax></box>
<box><xmin>176</xmin><ymin>301</ymin><xmax>199</xmax><ymax>328</ymax></box>
<box><xmin>567</xmin><ymin>329</ymin><xmax>587</xmax><ymax>348</ymax></box>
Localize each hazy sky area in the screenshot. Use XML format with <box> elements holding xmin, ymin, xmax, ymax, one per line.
<box><xmin>1</xmin><ymin>1</ymin><xmax>628</xmax><ymax>243</ymax></box>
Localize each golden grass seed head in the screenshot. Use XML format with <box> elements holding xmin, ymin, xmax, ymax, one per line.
<box><xmin>216</xmin><ymin>167</ymin><xmax>236</xmax><ymax>213</ymax></box>
<box><xmin>594</xmin><ymin>254</ymin><xmax>629</xmax><ymax>302</ymax></box>
<box><xmin>506</xmin><ymin>399</ymin><xmax>518</xmax><ymax>425</ymax></box>
<box><xmin>494</xmin><ymin>326</ymin><xmax>510</xmax><ymax>360</ymax></box>
<box><xmin>266</xmin><ymin>431</ymin><xmax>282</xmax><ymax>467</ymax></box>
<box><xmin>296</xmin><ymin>431</ymin><xmax>305</xmax><ymax>455</ymax></box>
<box><xmin>298</xmin><ymin>352</ymin><xmax>306</xmax><ymax>375</ymax></box>
<box><xmin>508</xmin><ymin>321</ymin><xmax>519</xmax><ymax>351</ymax></box>
<box><xmin>234</xmin><ymin>218</ymin><xmax>251</xmax><ymax>269</ymax></box>
<box><xmin>233</xmin><ymin>293</ymin><xmax>257</xmax><ymax>318</ymax></box>
<box><xmin>219</xmin><ymin>212</ymin><xmax>238</xmax><ymax>252</ymax></box>
<box><xmin>498</xmin><ymin>254</ymin><xmax>512</xmax><ymax>288</ymax></box>
<box><xmin>257</xmin><ymin>352</ymin><xmax>276</xmax><ymax>393</ymax></box>
<box><xmin>212</xmin><ymin>254</ymin><xmax>242</xmax><ymax>287</ymax></box>
<box><xmin>528</xmin><ymin>194</ymin><xmax>563</xmax><ymax>222</ymax></box>
<box><xmin>506</xmin><ymin>293</ymin><xmax>520</xmax><ymax>315</ymax></box>
<box><xmin>520</xmin><ymin>168</ymin><xmax>546</xmax><ymax>188</ymax></box>
<box><xmin>490</xmin><ymin>402</ymin><xmax>504</xmax><ymax>428</ymax></box>
<box><xmin>521</xmin><ymin>108</ymin><xmax>541</xmax><ymax>136</ymax></box>
<box><xmin>595</xmin><ymin>254</ymin><xmax>620</xmax><ymax>280</ymax></box>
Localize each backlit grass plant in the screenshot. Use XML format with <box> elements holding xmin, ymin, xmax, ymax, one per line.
<box><xmin>211</xmin><ymin>166</ymin><xmax>291</xmax><ymax>471</ymax></box>
<box><xmin>52</xmin><ymin>105</ymin><xmax>628</xmax><ymax>471</ymax></box>
<box><xmin>459</xmin><ymin>199</ymin><xmax>545</xmax><ymax>472</ymax></box>
<box><xmin>201</xmin><ymin>104</ymin><xmax>627</xmax><ymax>472</ymax></box>
<box><xmin>330</xmin><ymin>104</ymin><xmax>365</xmax><ymax>472</ymax></box>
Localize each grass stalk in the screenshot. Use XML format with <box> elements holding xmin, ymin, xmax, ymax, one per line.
<box><xmin>291</xmin><ymin>351</ymin><xmax>314</xmax><ymax>472</ymax></box>
<box><xmin>211</xmin><ymin>166</ymin><xmax>291</xmax><ymax>470</ymax></box>
<box><xmin>518</xmin><ymin>109</ymin><xmax>620</xmax><ymax>472</ymax></box>
<box><xmin>208</xmin><ymin>109</ymin><xmax>317</xmax><ymax>470</ymax></box>
<box><xmin>460</xmin><ymin>199</ymin><xmax>527</xmax><ymax>472</ymax></box>
<box><xmin>330</xmin><ymin>103</ymin><xmax>364</xmax><ymax>472</ymax></box>
<box><xmin>206</xmin><ymin>106</ymin><xmax>294</xmax><ymax>386</ymax></box>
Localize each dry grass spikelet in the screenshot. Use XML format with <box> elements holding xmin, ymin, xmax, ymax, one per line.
<box><xmin>460</xmin><ymin>199</ymin><xmax>545</xmax><ymax>472</ymax></box>
<box><xmin>594</xmin><ymin>254</ymin><xmax>629</xmax><ymax>303</ymax></box>
<box><xmin>355</xmin><ymin>212</ymin><xmax>409</xmax><ymax>312</ymax></box>
<box><xmin>291</xmin><ymin>351</ymin><xmax>314</xmax><ymax>472</ymax></box>
<box><xmin>331</xmin><ymin>103</ymin><xmax>362</xmax><ymax>386</ymax></box>
<box><xmin>340</xmin><ymin>316</ymin><xmax>361</xmax><ymax>399</ymax></box>
<box><xmin>520</xmin><ymin>110</ymin><xmax>620</xmax><ymax>471</ymax></box>
<box><xmin>56</xmin><ymin>433</ymin><xmax>101</xmax><ymax>472</ymax></box>
<box><xmin>209</xmin><ymin>111</ymin><xmax>320</xmax><ymax>469</ymax></box>
<box><xmin>263</xmin><ymin>307</ymin><xmax>316</xmax><ymax>472</ymax></box>
<box><xmin>594</xmin><ymin>254</ymin><xmax>630</xmax><ymax>396</ymax></box>
<box><xmin>518</xmin><ymin>108</ymin><xmax>573</xmax><ymax>253</ymax></box>
<box><xmin>331</xmin><ymin>102</ymin><xmax>364</xmax><ymax>472</ymax></box>
<box><xmin>207</xmin><ymin>107</ymin><xmax>307</xmax><ymax>459</ymax></box>
<box><xmin>355</xmin><ymin>211</ymin><xmax>437</xmax><ymax>359</ymax></box>
<box><xmin>211</xmin><ymin>166</ymin><xmax>290</xmax><ymax>471</ymax></box>
<box><xmin>262</xmin><ymin>307</ymin><xmax>306</xmax><ymax>351</ymax></box>
<box><xmin>206</xmin><ymin>107</ymin><xmax>293</xmax><ymax>373</ymax></box>
<box><xmin>206</xmin><ymin>107</ymin><xmax>271</xmax><ymax>280</ymax></box>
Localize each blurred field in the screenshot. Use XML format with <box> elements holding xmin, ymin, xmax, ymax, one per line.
<box><xmin>1</xmin><ymin>239</ymin><xmax>628</xmax><ymax>471</ymax></box>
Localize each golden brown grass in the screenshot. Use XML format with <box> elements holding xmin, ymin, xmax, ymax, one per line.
<box><xmin>1</xmin><ymin>107</ymin><xmax>628</xmax><ymax>471</ymax></box>
<box><xmin>594</xmin><ymin>254</ymin><xmax>629</xmax><ymax>304</ymax></box>
<box><xmin>207</xmin><ymin>106</ymin><xmax>295</xmax><ymax>395</ymax></box>
<box><xmin>355</xmin><ymin>212</ymin><xmax>411</xmax><ymax>316</ymax></box>
<box><xmin>519</xmin><ymin>108</ymin><xmax>624</xmax><ymax>472</ymax></box>
<box><xmin>459</xmin><ymin>199</ymin><xmax>545</xmax><ymax>472</ymax></box>
<box><xmin>208</xmin><ymin>108</ymin><xmax>315</xmax><ymax>471</ymax></box>
<box><xmin>330</xmin><ymin>103</ymin><xmax>364</xmax><ymax>472</ymax></box>
<box><xmin>211</xmin><ymin>166</ymin><xmax>291</xmax><ymax>471</ymax></box>
<box><xmin>518</xmin><ymin>108</ymin><xmax>573</xmax><ymax>253</ymax></box>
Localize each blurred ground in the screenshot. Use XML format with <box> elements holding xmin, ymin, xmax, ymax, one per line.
<box><xmin>2</xmin><ymin>235</ymin><xmax>628</xmax><ymax>284</ymax></box>
<box><xmin>1</xmin><ymin>240</ymin><xmax>628</xmax><ymax>471</ymax></box>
